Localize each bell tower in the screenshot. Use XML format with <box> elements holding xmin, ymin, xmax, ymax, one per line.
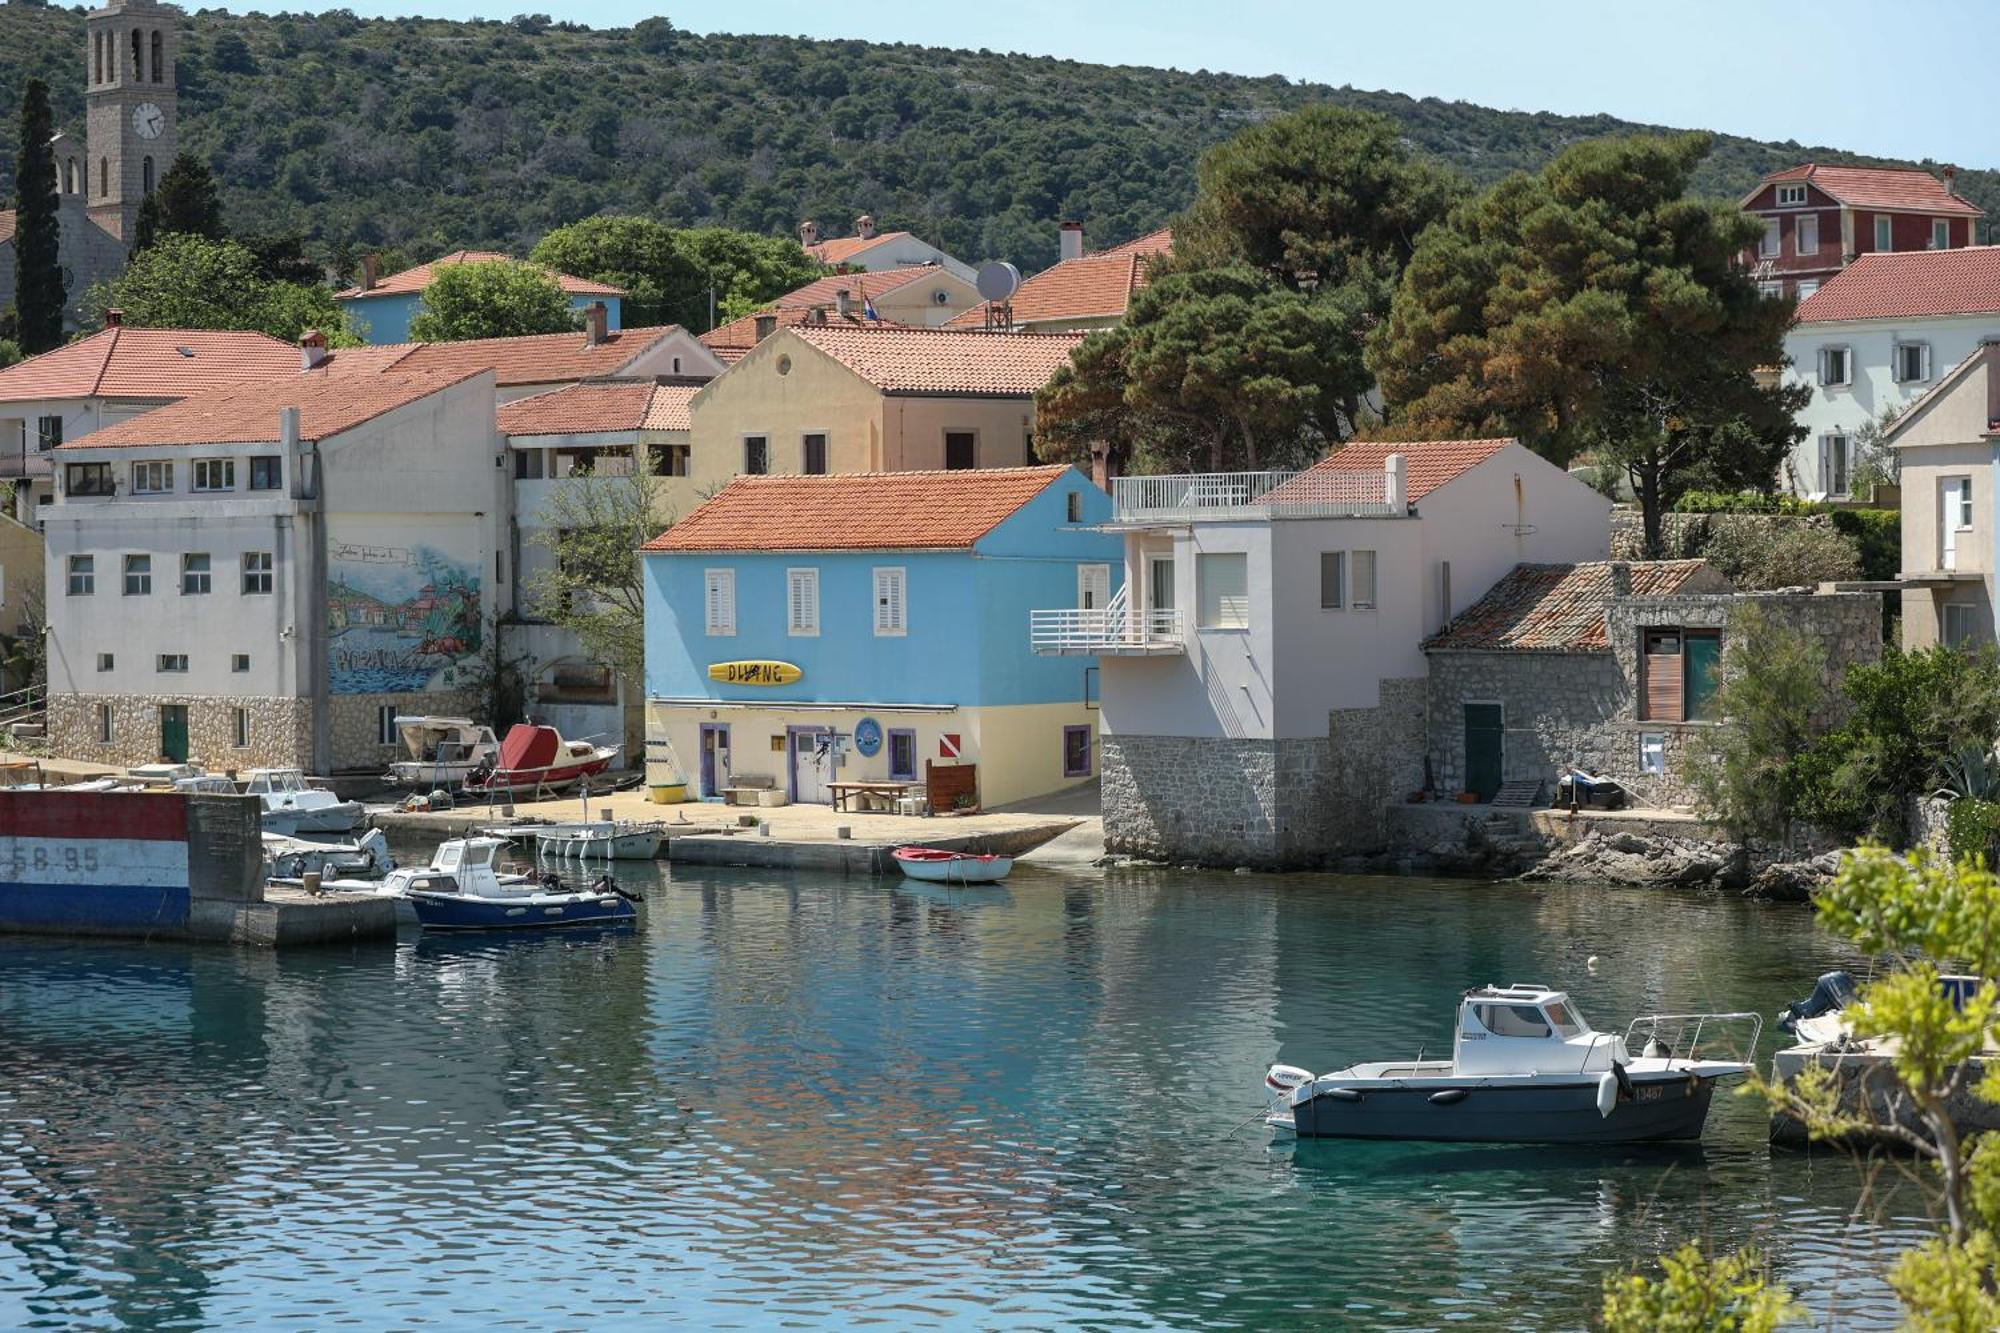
<box><xmin>85</xmin><ymin>0</ymin><xmax>179</xmax><ymax>244</ymax></box>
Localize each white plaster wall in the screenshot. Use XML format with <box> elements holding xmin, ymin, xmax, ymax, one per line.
<box><xmin>1784</xmin><ymin>314</ymin><xmax>2000</xmax><ymax>495</ymax></box>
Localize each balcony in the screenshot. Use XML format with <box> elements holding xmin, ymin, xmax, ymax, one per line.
<box><xmin>1111</xmin><ymin>469</ymin><xmax>1393</xmax><ymax>522</ymax></box>
<box><xmin>1030</xmin><ymin>606</ymin><xmax>1184</xmax><ymax>656</ymax></box>
<box><xmin>0</xmin><ymin>449</ymin><xmax>53</xmax><ymax>482</ymax></box>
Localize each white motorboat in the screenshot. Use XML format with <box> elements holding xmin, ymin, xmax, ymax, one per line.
<box><xmin>386</xmin><ymin>716</ymin><xmax>502</xmax><ymax>791</ymax></box>
<box><xmin>263</xmin><ymin>829</ymin><xmax>393</xmax><ymax>879</ymax></box>
<box><xmin>1264</xmin><ymin>984</ymin><xmax>1758</xmax><ymax>1144</ymax></box>
<box><xmin>389</xmin><ymin>837</ymin><xmax>637</xmax><ymax>931</ymax></box>
<box><xmin>495</xmin><ymin>820</ymin><xmax>665</xmax><ymax>860</ymax></box>
<box><xmin>244</xmin><ymin>767</ymin><xmax>366</xmax><ymax>835</ymax></box>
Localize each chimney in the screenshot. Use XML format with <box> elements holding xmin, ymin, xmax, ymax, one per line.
<box><xmin>583</xmin><ymin>301</ymin><xmax>609</xmax><ymax>346</ymax></box>
<box><xmin>1944</xmin><ymin>165</ymin><xmax>1959</xmax><ymax>187</ymax></box>
<box><xmin>754</xmin><ymin>313</ymin><xmax>778</xmax><ymax>341</ymax></box>
<box><xmin>835</xmin><ymin>288</ymin><xmax>855</xmax><ymax>319</ymax></box>
<box><xmin>104</xmin><ymin>308</ymin><xmax>123</xmax><ymax>327</ymax></box>
<box><xmin>855</xmin><ymin>213</ymin><xmax>877</xmax><ymax>241</ymax></box>
<box><xmin>361</xmin><ymin>254</ymin><xmax>379</xmax><ymax>292</ymax></box>
<box><xmin>1608</xmin><ymin>561</ymin><xmax>1633</xmax><ymax>598</ymax></box>
<box><xmin>1987</xmin><ymin>343</ymin><xmax>2000</xmax><ymax>434</ymax></box>
<box><xmin>1059</xmin><ymin>221</ymin><xmax>1085</xmax><ymax>263</ymax></box>
<box><xmin>299</xmin><ymin>329</ymin><xmax>329</xmax><ymax>371</ymax></box>
<box><xmin>280</xmin><ymin>406</ymin><xmax>302</xmax><ymax>453</ymax></box>
<box><xmin>806</xmin><ymin>307</ymin><xmax>826</xmax><ymax>326</ymax></box>
<box><xmin>799</xmin><ymin>219</ymin><xmax>820</xmax><ymax>247</ymax></box>
<box><xmin>1383</xmin><ymin>453</ymin><xmax>1408</xmax><ymax>511</ymax></box>
<box><xmin>1090</xmin><ymin>441</ymin><xmax>1110</xmax><ymax>492</ymax></box>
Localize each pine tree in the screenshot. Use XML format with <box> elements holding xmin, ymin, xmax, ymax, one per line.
<box><xmin>132</xmin><ymin>152</ymin><xmax>223</xmax><ymax>253</ymax></box>
<box><xmin>13</xmin><ymin>77</ymin><xmax>65</xmax><ymax>355</ymax></box>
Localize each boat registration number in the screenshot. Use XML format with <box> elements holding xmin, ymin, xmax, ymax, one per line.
<box><xmin>1635</xmin><ymin>1083</ymin><xmax>1664</xmax><ymax>1102</ymax></box>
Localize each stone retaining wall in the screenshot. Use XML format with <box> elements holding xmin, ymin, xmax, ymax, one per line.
<box><xmin>47</xmin><ymin>693</ymin><xmax>311</xmax><ymax>770</ymax></box>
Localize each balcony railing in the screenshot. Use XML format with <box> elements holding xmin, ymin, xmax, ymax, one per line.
<box><xmin>1110</xmin><ymin>470</ymin><xmax>1392</xmax><ymax>521</ymax></box>
<box><xmin>0</xmin><ymin>451</ymin><xmax>52</xmax><ymax>482</ymax></box>
<box><xmin>1030</xmin><ymin>606</ymin><xmax>1185</xmax><ymax>656</ymax></box>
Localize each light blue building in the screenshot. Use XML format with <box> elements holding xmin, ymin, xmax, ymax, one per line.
<box><xmin>642</xmin><ymin>465</ymin><xmax>1120</xmax><ymax>807</ymax></box>
<box><xmin>335</xmin><ymin>250</ymin><xmax>626</xmax><ymax>345</ymax></box>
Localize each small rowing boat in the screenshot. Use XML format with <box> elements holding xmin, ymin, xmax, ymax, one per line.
<box><xmin>892</xmin><ymin>846</ymin><xmax>1012</xmax><ymax>884</ymax></box>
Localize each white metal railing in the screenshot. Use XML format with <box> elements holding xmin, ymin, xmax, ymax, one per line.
<box><xmin>1030</xmin><ymin>606</ymin><xmax>1184</xmax><ymax>653</ymax></box>
<box><xmin>1111</xmin><ymin>470</ymin><xmax>1392</xmax><ymax>520</ymax></box>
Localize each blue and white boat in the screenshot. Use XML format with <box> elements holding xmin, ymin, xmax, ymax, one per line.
<box><xmin>392</xmin><ymin>837</ymin><xmax>638</xmax><ymax>932</ymax></box>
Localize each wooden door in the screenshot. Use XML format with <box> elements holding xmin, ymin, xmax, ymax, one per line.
<box><xmin>1463</xmin><ymin>704</ymin><xmax>1503</xmax><ymax>801</ymax></box>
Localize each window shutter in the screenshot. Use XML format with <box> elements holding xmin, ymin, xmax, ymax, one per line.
<box><xmin>1320</xmin><ymin>552</ymin><xmax>1344</xmax><ymax>609</ymax></box>
<box><xmin>874</xmin><ymin>568</ymin><xmax>905</xmax><ymax>634</ymax></box>
<box><xmin>706</xmin><ymin>570</ymin><xmax>734</xmax><ymax>634</ymax></box>
<box><xmin>1352</xmin><ymin>550</ymin><xmax>1378</xmax><ymax>609</ymax></box>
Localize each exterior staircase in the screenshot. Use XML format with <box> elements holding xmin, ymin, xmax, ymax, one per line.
<box><xmin>1488</xmin><ymin>779</ymin><xmax>1543</xmax><ymax>809</ymax></box>
<box><xmin>0</xmin><ymin>681</ymin><xmax>47</xmax><ymax>747</ymax></box>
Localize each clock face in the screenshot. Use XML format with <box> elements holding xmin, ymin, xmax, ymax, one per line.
<box><xmin>131</xmin><ymin>102</ymin><xmax>165</xmax><ymax>140</ymax></box>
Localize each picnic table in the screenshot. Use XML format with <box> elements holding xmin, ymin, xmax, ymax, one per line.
<box><xmin>828</xmin><ymin>780</ymin><xmax>917</xmax><ymax>814</ymax></box>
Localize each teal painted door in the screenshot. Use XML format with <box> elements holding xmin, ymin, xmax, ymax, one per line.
<box><xmin>1685</xmin><ymin>633</ymin><xmax>1723</xmax><ymax>721</ymax></box>
<box><xmin>1464</xmin><ymin>704</ymin><xmax>1503</xmax><ymax>801</ymax></box>
<box><xmin>160</xmin><ymin>705</ymin><xmax>189</xmax><ymax>763</ymax></box>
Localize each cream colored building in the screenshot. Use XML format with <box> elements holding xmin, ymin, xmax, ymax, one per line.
<box><xmin>1886</xmin><ymin>342</ymin><xmax>2000</xmax><ymax>650</ymax></box>
<box><xmin>684</xmin><ymin>326</ymin><xmax>1083</xmax><ymax>492</ymax></box>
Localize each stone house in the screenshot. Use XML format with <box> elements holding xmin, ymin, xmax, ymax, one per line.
<box><xmin>1426</xmin><ymin>560</ymin><xmax>1882</xmax><ymax>808</ymax></box>
<box><xmin>1060</xmin><ymin>438</ymin><xmax>1615</xmax><ymax>868</ymax></box>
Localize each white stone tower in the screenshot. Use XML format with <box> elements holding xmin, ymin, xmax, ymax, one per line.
<box><xmin>85</xmin><ymin>0</ymin><xmax>179</xmax><ymax>245</ymax></box>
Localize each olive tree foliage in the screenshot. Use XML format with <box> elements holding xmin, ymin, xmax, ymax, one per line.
<box><xmin>524</xmin><ymin>455</ymin><xmax>675</xmax><ymax>692</ymax></box>
<box><xmin>1600</xmin><ymin>1243</ymin><xmax>1801</xmax><ymax>1332</ymax></box>
<box><xmin>408</xmin><ymin>259</ymin><xmax>577</xmax><ymax>342</ymax></box>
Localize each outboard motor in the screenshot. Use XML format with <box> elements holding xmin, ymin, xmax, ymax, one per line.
<box><xmin>1265</xmin><ymin>1064</ymin><xmax>1314</xmax><ymax>1100</ymax></box>
<box><xmin>1779</xmin><ymin>970</ymin><xmax>1857</xmax><ymax>1033</ymax></box>
<box><xmin>356</xmin><ymin>828</ymin><xmax>393</xmax><ymax>877</ymax></box>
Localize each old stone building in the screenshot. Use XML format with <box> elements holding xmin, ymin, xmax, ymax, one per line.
<box><xmin>1425</xmin><ymin>560</ymin><xmax>1883</xmax><ymax>807</ymax></box>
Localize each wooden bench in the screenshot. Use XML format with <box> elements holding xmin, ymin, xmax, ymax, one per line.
<box><xmin>828</xmin><ymin>781</ymin><xmax>916</xmax><ymax>813</ymax></box>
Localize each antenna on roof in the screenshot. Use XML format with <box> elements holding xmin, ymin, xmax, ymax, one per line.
<box><xmin>976</xmin><ymin>262</ymin><xmax>1021</xmax><ymax>332</ymax></box>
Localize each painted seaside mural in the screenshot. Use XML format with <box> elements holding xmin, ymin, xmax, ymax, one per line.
<box><xmin>327</xmin><ymin>532</ymin><xmax>483</xmax><ymax>695</ymax></box>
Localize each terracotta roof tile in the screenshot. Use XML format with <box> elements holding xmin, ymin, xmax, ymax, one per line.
<box><xmin>0</xmin><ymin>209</ymin><xmax>17</xmax><ymax>247</ymax></box>
<box><xmin>698</xmin><ymin>306</ymin><xmax>894</xmax><ymax>359</ymax></box>
<box><xmin>641</xmin><ymin>381</ymin><xmax>700</xmax><ymax>433</ymax></box>
<box><xmin>644</xmin><ymin>465</ymin><xmax>1072</xmax><ymax>553</ymax></box>
<box><xmin>1752</xmin><ymin>164</ymin><xmax>1983</xmax><ymax>216</ymax></box>
<box><xmin>805</xmin><ymin>231</ymin><xmax>913</xmax><ymax>266</ymax></box>
<box><xmin>58</xmin><ymin>370</ymin><xmax>485</xmax><ymax>449</ymax></box>
<box><xmin>789</xmin><ymin>325</ymin><xmax>1084</xmax><ymax>396</ymax></box>
<box><xmin>0</xmin><ymin>327</ymin><xmax>299</xmax><ymax>404</ymax></box>
<box><xmin>774</xmin><ymin>266</ymin><xmax>951</xmax><ymax>309</ymax></box>
<box><xmin>1096</xmin><ymin>227</ymin><xmax>1174</xmax><ymax>259</ymax></box>
<box><xmin>335</xmin><ymin>249</ymin><xmax>626</xmax><ymax>300</ymax></box>
<box><xmin>945</xmin><ymin>251</ymin><xmax>1148</xmax><ymax>329</ymax></box>
<box><xmin>1426</xmin><ymin>561</ymin><xmax>1726</xmax><ymax>653</ymax></box>
<box><xmin>497</xmin><ymin>380</ymin><xmax>655</xmax><ymax>437</ymax></box>
<box><xmin>1263</xmin><ymin>438</ymin><xmax>1514</xmax><ymax>505</ymax></box>
<box><xmin>320</xmin><ymin>325</ymin><xmax>687</xmax><ymax>387</ymax></box>
<box><xmin>1796</xmin><ymin>247</ymin><xmax>2000</xmax><ymax>323</ymax></box>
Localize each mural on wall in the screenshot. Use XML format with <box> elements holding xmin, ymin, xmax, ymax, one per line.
<box><xmin>327</xmin><ymin>532</ymin><xmax>483</xmax><ymax>695</ymax></box>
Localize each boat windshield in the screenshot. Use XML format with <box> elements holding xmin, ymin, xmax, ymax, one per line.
<box><xmin>1473</xmin><ymin>1003</ymin><xmax>1551</xmax><ymax>1038</ymax></box>
<box><xmin>1543</xmin><ymin>1001</ymin><xmax>1586</xmax><ymax>1037</ymax></box>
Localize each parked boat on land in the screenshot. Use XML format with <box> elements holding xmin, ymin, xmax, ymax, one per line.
<box><xmin>244</xmin><ymin>768</ymin><xmax>367</xmax><ymax>835</ymax></box>
<box><xmin>462</xmin><ymin>724</ymin><xmax>619</xmax><ymax>798</ymax></box>
<box><xmin>893</xmin><ymin>846</ymin><xmax>1013</xmax><ymax>883</ymax></box>
<box><xmin>263</xmin><ymin>829</ymin><xmax>393</xmax><ymax>880</ymax></box>
<box><xmin>1264</xmin><ymin>984</ymin><xmax>1758</xmax><ymax>1144</ymax></box>
<box><xmin>385</xmin><ymin>716</ymin><xmax>502</xmax><ymax>791</ymax></box>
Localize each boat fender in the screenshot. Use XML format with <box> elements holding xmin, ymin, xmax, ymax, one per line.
<box><xmin>1264</xmin><ymin>1064</ymin><xmax>1314</xmax><ymax>1097</ymax></box>
<box><xmin>1613</xmin><ymin>1061</ymin><xmax>1635</xmax><ymax>1101</ymax></box>
<box><xmin>1323</xmin><ymin>1087</ymin><xmax>1363</xmax><ymax>1103</ymax></box>
<box><xmin>1596</xmin><ymin>1071</ymin><xmax>1618</xmax><ymax>1119</ymax></box>
<box><xmin>1428</xmin><ymin>1088</ymin><xmax>1469</xmax><ymax>1106</ymax></box>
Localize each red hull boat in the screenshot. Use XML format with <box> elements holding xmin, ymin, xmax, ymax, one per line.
<box><xmin>464</xmin><ymin>724</ymin><xmax>620</xmax><ymax>796</ymax></box>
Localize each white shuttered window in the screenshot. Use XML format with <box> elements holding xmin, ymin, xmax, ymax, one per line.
<box><xmin>1351</xmin><ymin>550</ymin><xmax>1378</xmax><ymax>610</ymax></box>
<box><xmin>873</xmin><ymin>567</ymin><xmax>907</xmax><ymax>636</ymax></box>
<box><xmin>704</xmin><ymin>568</ymin><xmax>736</xmax><ymax>636</ymax></box>
<box><xmin>787</xmin><ymin>568</ymin><xmax>820</xmax><ymax>636</ymax></box>
<box><xmin>1196</xmin><ymin>553</ymin><xmax>1249</xmax><ymax>629</ymax></box>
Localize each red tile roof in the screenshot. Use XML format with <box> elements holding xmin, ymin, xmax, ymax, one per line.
<box><xmin>336</xmin><ymin>249</ymin><xmax>626</xmax><ymax>301</ymax></box>
<box><xmin>698</xmin><ymin>307</ymin><xmax>894</xmax><ymax>361</ymax></box>
<box><xmin>321</xmin><ymin>325</ymin><xmax>686</xmax><ymax>386</ymax></box>
<box><xmin>1263</xmin><ymin>438</ymin><xmax>1514</xmax><ymax>505</ymax></box>
<box><xmin>774</xmin><ymin>266</ymin><xmax>954</xmax><ymax>310</ymax></box>
<box><xmin>644</xmin><ymin>465</ymin><xmax>1071</xmax><ymax>552</ymax></box>
<box><xmin>805</xmin><ymin>231</ymin><xmax>914</xmax><ymax>266</ymax></box>
<box><xmin>0</xmin><ymin>327</ymin><xmax>300</xmax><ymax>404</ymax></box>
<box><xmin>945</xmin><ymin>230</ymin><xmax>1170</xmax><ymax>330</ymax></box>
<box><xmin>1752</xmin><ymin>164</ymin><xmax>1983</xmax><ymax>217</ymax></box>
<box><xmin>0</xmin><ymin>210</ymin><xmax>17</xmax><ymax>248</ymax></box>
<box><xmin>1425</xmin><ymin>561</ymin><xmax>1726</xmax><ymax>653</ymax></box>
<box><xmin>1096</xmin><ymin>227</ymin><xmax>1174</xmax><ymax>259</ymax></box>
<box><xmin>495</xmin><ymin>378</ymin><xmax>705</xmax><ymax>437</ymax></box>
<box><xmin>1796</xmin><ymin>247</ymin><xmax>2000</xmax><ymax>323</ymax></box>
<box><xmin>59</xmin><ymin>370</ymin><xmax>485</xmax><ymax>449</ymax></box>
<box><xmin>641</xmin><ymin>381</ymin><xmax>700</xmax><ymax>433</ymax></box>
<box><xmin>790</xmin><ymin>326</ymin><xmax>1085</xmax><ymax>397</ymax></box>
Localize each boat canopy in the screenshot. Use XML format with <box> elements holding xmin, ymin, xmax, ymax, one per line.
<box><xmin>498</xmin><ymin>725</ymin><xmax>561</xmax><ymax>773</ymax></box>
<box><xmin>1453</xmin><ymin>985</ymin><xmax>1621</xmax><ymax>1076</ymax></box>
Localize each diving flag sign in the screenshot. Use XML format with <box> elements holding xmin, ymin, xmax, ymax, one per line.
<box><xmin>939</xmin><ymin>733</ymin><xmax>961</xmax><ymax>759</ymax></box>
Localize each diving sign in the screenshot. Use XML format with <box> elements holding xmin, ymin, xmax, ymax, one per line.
<box><xmin>940</xmin><ymin>733</ymin><xmax>962</xmax><ymax>759</ymax></box>
<box><xmin>708</xmin><ymin>660</ymin><xmax>803</xmax><ymax>686</ymax></box>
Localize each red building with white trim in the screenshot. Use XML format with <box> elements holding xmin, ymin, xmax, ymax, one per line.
<box><xmin>1740</xmin><ymin>164</ymin><xmax>1984</xmax><ymax>302</ymax></box>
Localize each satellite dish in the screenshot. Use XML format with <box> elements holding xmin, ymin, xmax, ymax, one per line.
<box><xmin>976</xmin><ymin>261</ymin><xmax>1021</xmax><ymax>303</ymax></box>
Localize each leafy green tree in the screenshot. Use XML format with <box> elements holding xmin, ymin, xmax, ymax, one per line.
<box><xmin>407</xmin><ymin>259</ymin><xmax>576</xmax><ymax>342</ymax></box>
<box><xmin>530</xmin><ymin>216</ymin><xmax>700</xmax><ymax>328</ymax></box>
<box><xmin>631</xmin><ymin>16</ymin><xmax>677</xmax><ymax>55</ymax></box>
<box><xmin>12</xmin><ymin>77</ymin><xmax>64</xmax><ymax>354</ymax></box>
<box><xmin>132</xmin><ymin>152</ymin><xmax>224</xmax><ymax>252</ymax></box>
<box><xmin>84</xmin><ymin>233</ymin><xmax>356</xmax><ymax>343</ymax></box>
<box><xmin>1686</xmin><ymin>604</ymin><xmax>1827</xmax><ymax>846</ymax></box>
<box><xmin>525</xmin><ymin>454</ymin><xmax>673</xmax><ymax>694</ymax></box>
<box><xmin>1369</xmin><ymin>133</ymin><xmax>1804</xmax><ymax>556</ymax></box>
<box><xmin>1600</xmin><ymin>1244</ymin><xmax>1801</xmax><ymax>1332</ymax></box>
<box><xmin>674</xmin><ymin>227</ymin><xmax>826</xmax><ymax>329</ymax></box>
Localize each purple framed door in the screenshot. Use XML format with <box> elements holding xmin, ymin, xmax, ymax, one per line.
<box><xmin>700</xmin><ymin>723</ymin><xmax>729</xmax><ymax>799</ymax></box>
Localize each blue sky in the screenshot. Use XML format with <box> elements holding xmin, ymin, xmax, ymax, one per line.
<box><xmin>224</xmin><ymin>0</ymin><xmax>1998</xmax><ymax>170</ymax></box>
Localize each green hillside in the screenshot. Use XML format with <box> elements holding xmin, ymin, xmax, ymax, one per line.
<box><xmin>1</xmin><ymin>6</ymin><xmax>1991</xmax><ymax>273</ymax></box>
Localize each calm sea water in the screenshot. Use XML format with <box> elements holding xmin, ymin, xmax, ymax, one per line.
<box><xmin>0</xmin><ymin>862</ymin><xmax>1931</xmax><ymax>1330</ymax></box>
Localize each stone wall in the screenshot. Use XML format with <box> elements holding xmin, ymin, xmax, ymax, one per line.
<box><xmin>1101</xmin><ymin>677</ymin><xmax>1428</xmax><ymax>868</ymax></box>
<box><xmin>329</xmin><ymin>691</ymin><xmax>479</xmax><ymax>774</ymax></box>
<box><xmin>47</xmin><ymin>693</ymin><xmax>311</xmax><ymax>771</ymax></box>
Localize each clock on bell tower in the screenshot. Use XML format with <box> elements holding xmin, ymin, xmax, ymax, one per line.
<box><xmin>84</xmin><ymin>0</ymin><xmax>180</xmax><ymax>245</ymax></box>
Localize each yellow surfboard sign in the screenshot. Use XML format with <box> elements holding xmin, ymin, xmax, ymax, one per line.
<box><xmin>708</xmin><ymin>660</ymin><xmax>804</xmax><ymax>686</ymax></box>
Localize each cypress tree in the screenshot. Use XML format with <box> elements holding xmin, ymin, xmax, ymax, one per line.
<box><xmin>133</xmin><ymin>152</ymin><xmax>223</xmax><ymax>253</ymax></box>
<box><xmin>13</xmin><ymin>77</ymin><xmax>64</xmax><ymax>354</ymax></box>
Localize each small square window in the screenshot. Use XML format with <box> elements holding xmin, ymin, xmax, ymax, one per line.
<box><xmin>1776</xmin><ymin>183</ymin><xmax>1807</xmax><ymax>207</ymax></box>
<box><xmin>242</xmin><ymin>551</ymin><xmax>273</xmax><ymax>594</ymax></box>
<box><xmin>232</xmin><ymin>653</ymin><xmax>250</xmax><ymax>673</ymax></box>
<box><xmin>193</xmin><ymin>459</ymin><xmax>234</xmax><ymax>492</ymax></box>
<box><xmin>1639</xmin><ymin>732</ymin><xmax>1667</xmax><ymax>776</ymax></box>
<box><xmin>787</xmin><ymin>567</ymin><xmax>820</xmax><ymax>636</ymax></box>
<box><xmin>131</xmin><ymin>460</ymin><xmax>173</xmax><ymax>494</ymax></box>
<box><xmin>36</xmin><ymin>415</ymin><xmax>61</xmax><ymax>450</ymax></box>
<box><xmin>944</xmin><ymin>432</ymin><xmax>976</xmax><ymax>469</ymax></box>
<box><xmin>743</xmin><ymin>436</ymin><xmax>768</xmax><ymax>475</ymax></box>
<box><xmin>65</xmin><ymin>462</ymin><xmax>113</xmax><ymax>497</ymax></box>
<box><xmin>1062</xmin><ymin>724</ymin><xmax>1093</xmax><ymax>778</ymax></box>
<box><xmin>1874</xmin><ymin>216</ymin><xmax>1892</xmax><ymax>251</ymax></box>
<box><xmin>123</xmin><ymin>553</ymin><xmax>151</xmax><ymax>595</ymax></box>
<box><xmin>96</xmin><ymin>652</ymin><xmax>113</xmax><ymax>672</ymax></box>
<box><xmin>157</xmin><ymin>653</ymin><xmax>188</xmax><ymax>673</ymax></box>
<box><xmin>1817</xmin><ymin>346</ymin><xmax>1851</xmax><ymax>387</ymax></box>
<box><xmin>1066</xmin><ymin>491</ymin><xmax>1084</xmax><ymax>523</ymax></box>
<box><xmin>67</xmin><ymin>554</ymin><xmax>94</xmax><ymax>596</ymax></box>
<box><xmin>1933</xmin><ymin>218</ymin><xmax>1951</xmax><ymax>251</ymax></box>
<box><xmin>181</xmin><ymin>552</ymin><xmax>211</xmax><ymax>594</ymax></box>
<box><xmin>1895</xmin><ymin>342</ymin><xmax>1931</xmax><ymax>384</ymax></box>
<box><xmin>888</xmin><ymin>728</ymin><xmax>917</xmax><ymax>782</ymax></box>
<box><xmin>802</xmin><ymin>433</ymin><xmax>828</xmax><ymax>475</ymax></box>
<box><xmin>247</xmin><ymin>456</ymin><xmax>282</xmax><ymax>490</ymax></box>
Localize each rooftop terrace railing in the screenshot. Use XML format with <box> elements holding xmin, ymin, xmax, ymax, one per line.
<box><xmin>1110</xmin><ymin>470</ymin><xmax>1393</xmax><ymax>521</ymax></box>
